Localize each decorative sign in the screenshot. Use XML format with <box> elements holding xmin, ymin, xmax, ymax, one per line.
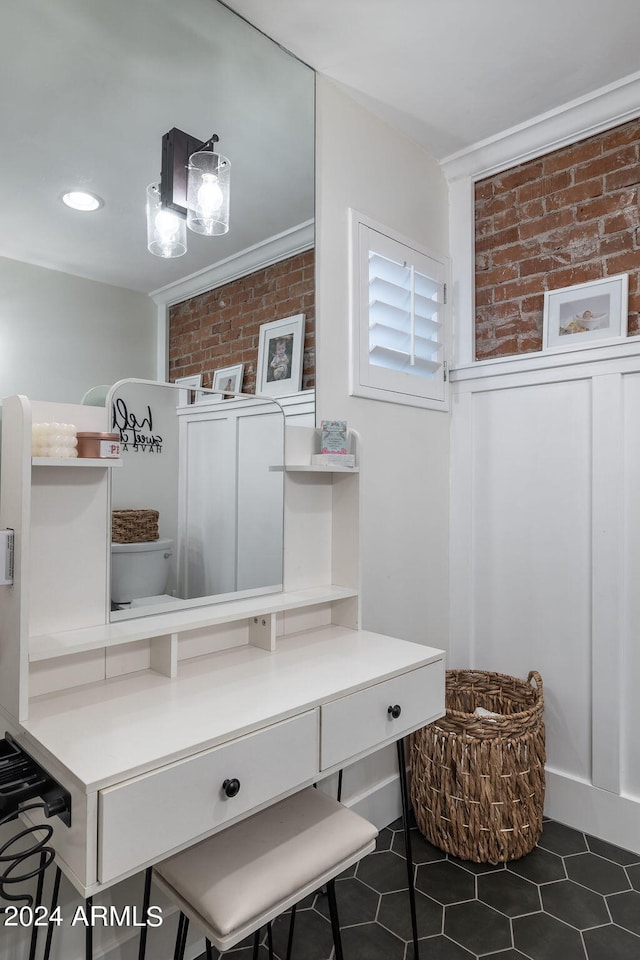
<box><xmin>112</xmin><ymin>398</ymin><xmax>163</xmax><ymax>453</ymax></box>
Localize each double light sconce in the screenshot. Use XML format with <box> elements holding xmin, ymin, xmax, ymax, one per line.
<box><xmin>147</xmin><ymin>128</ymin><xmax>230</xmax><ymax>258</ymax></box>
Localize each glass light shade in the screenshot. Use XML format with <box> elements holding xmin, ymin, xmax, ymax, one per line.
<box><xmin>186</xmin><ymin>151</ymin><xmax>230</xmax><ymax>236</ymax></box>
<box><xmin>146</xmin><ymin>182</ymin><xmax>187</xmax><ymax>258</ymax></box>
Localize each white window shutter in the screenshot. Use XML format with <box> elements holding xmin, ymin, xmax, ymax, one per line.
<box><xmin>350</xmin><ymin>210</ymin><xmax>449</xmax><ymax>411</ymax></box>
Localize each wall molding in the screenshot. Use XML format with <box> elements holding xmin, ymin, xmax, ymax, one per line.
<box><xmin>441</xmin><ymin>70</ymin><xmax>640</xmax><ymax>183</ymax></box>
<box><xmin>151</xmin><ymin>219</ymin><xmax>315</xmax><ymax>307</ymax></box>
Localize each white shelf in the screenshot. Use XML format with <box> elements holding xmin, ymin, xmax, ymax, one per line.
<box><xmin>286</xmin><ymin>465</ymin><xmax>359</xmax><ymax>473</ymax></box>
<box><xmin>32</xmin><ymin>457</ymin><xmax>122</xmax><ymax>468</ymax></box>
<box><xmin>28</xmin><ymin>584</ymin><xmax>359</xmax><ymax>662</ymax></box>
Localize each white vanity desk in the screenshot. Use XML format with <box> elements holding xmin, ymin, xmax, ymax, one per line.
<box><xmin>0</xmin><ymin>396</ymin><xmax>445</xmax><ymax>903</ymax></box>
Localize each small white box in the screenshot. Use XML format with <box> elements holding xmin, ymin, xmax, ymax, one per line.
<box><xmin>0</xmin><ymin>529</ymin><xmax>14</xmax><ymax>585</ymax></box>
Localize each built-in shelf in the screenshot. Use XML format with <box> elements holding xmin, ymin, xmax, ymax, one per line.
<box><xmin>285</xmin><ymin>465</ymin><xmax>359</xmax><ymax>473</ymax></box>
<box><xmin>32</xmin><ymin>457</ymin><xmax>122</xmax><ymax>468</ymax></box>
<box><xmin>28</xmin><ymin>584</ymin><xmax>359</xmax><ymax>662</ymax></box>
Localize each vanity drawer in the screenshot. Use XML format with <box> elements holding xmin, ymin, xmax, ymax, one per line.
<box><xmin>98</xmin><ymin>710</ymin><xmax>318</xmax><ymax>883</ymax></box>
<box><xmin>320</xmin><ymin>661</ymin><xmax>444</xmax><ymax>770</ymax></box>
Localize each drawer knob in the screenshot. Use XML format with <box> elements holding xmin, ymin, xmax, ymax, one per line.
<box><xmin>388</xmin><ymin>704</ymin><xmax>402</xmax><ymax>720</ymax></box>
<box><xmin>222</xmin><ymin>778</ymin><xmax>241</xmax><ymax>798</ymax></box>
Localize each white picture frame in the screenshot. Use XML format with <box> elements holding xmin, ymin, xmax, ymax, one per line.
<box><xmin>174</xmin><ymin>374</ymin><xmax>203</xmax><ymax>403</ymax></box>
<box><xmin>208</xmin><ymin>363</ymin><xmax>245</xmax><ymax>401</ymax></box>
<box><xmin>256</xmin><ymin>314</ymin><xmax>305</xmax><ymax>397</ymax></box>
<box><xmin>542</xmin><ymin>274</ymin><xmax>629</xmax><ymax>352</ymax></box>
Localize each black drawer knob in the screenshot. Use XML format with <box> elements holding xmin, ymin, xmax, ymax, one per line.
<box><xmin>388</xmin><ymin>704</ymin><xmax>402</xmax><ymax>720</ymax></box>
<box><xmin>222</xmin><ymin>778</ymin><xmax>241</xmax><ymax>798</ymax></box>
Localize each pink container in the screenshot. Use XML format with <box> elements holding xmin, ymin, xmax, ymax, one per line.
<box><xmin>76</xmin><ymin>432</ymin><xmax>121</xmax><ymax>459</ymax></box>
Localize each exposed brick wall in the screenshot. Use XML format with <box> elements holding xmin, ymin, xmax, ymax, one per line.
<box><xmin>475</xmin><ymin>119</ymin><xmax>640</xmax><ymax>360</ymax></box>
<box><xmin>168</xmin><ymin>250</ymin><xmax>315</xmax><ymax>393</ymax></box>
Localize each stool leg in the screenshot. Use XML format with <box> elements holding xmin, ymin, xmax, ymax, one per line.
<box><xmin>252</xmin><ymin>928</ymin><xmax>261</xmax><ymax>959</ymax></box>
<box><xmin>28</xmin><ymin>850</ymin><xmax>48</xmax><ymax>960</ymax></box>
<box><xmin>267</xmin><ymin>921</ymin><xmax>274</xmax><ymax>960</ymax></box>
<box><xmin>326</xmin><ymin>879</ymin><xmax>343</xmax><ymax>960</ymax></box>
<box><xmin>285</xmin><ymin>903</ymin><xmax>297</xmax><ymax>960</ymax></box>
<box><xmin>173</xmin><ymin>912</ymin><xmax>189</xmax><ymax>960</ymax></box>
<box><xmin>205</xmin><ymin>939</ymin><xmax>214</xmax><ymax>960</ymax></box>
<box><xmin>397</xmin><ymin>738</ymin><xmax>420</xmax><ymax>960</ymax></box>
<box><xmin>85</xmin><ymin>897</ymin><xmax>93</xmax><ymax>960</ymax></box>
<box><xmin>138</xmin><ymin>867</ymin><xmax>153</xmax><ymax>960</ymax></box>
<box><xmin>43</xmin><ymin>866</ymin><xmax>62</xmax><ymax>960</ymax></box>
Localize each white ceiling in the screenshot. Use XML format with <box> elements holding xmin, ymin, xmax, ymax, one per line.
<box><xmin>227</xmin><ymin>0</ymin><xmax>640</xmax><ymax>159</ymax></box>
<box><xmin>3</xmin><ymin>0</ymin><xmax>639</xmax><ymax>295</ymax></box>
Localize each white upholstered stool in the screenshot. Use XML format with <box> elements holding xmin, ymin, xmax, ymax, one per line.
<box><xmin>140</xmin><ymin>787</ymin><xmax>378</xmax><ymax>959</ymax></box>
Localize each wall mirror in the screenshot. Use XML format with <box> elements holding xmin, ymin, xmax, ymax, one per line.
<box><xmin>0</xmin><ymin>0</ymin><xmax>315</xmax><ymax>378</ymax></box>
<box><xmin>108</xmin><ymin>380</ymin><xmax>285</xmax><ymax>621</ymax></box>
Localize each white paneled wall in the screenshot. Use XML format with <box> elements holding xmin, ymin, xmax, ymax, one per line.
<box><xmin>450</xmin><ymin>344</ymin><xmax>640</xmax><ymax>854</ymax></box>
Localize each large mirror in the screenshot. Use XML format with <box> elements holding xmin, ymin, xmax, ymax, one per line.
<box><xmin>0</xmin><ymin>0</ymin><xmax>314</xmax><ymax>615</ymax></box>
<box><xmin>108</xmin><ymin>380</ymin><xmax>285</xmax><ymax>621</ymax></box>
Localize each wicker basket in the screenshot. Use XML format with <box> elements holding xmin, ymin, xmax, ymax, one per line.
<box><xmin>410</xmin><ymin>669</ymin><xmax>545</xmax><ymax>864</ymax></box>
<box><xmin>112</xmin><ymin>509</ymin><xmax>159</xmax><ymax>544</ymax></box>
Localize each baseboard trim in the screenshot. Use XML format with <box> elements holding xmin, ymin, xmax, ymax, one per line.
<box><xmin>545</xmin><ymin>767</ymin><xmax>640</xmax><ymax>856</ymax></box>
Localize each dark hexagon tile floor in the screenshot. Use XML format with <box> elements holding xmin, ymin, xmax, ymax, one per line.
<box><xmin>201</xmin><ymin>817</ymin><xmax>640</xmax><ymax>960</ymax></box>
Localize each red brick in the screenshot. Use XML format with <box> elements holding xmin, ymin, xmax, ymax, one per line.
<box><xmin>487</xmin><ymin>336</ymin><xmax>521</xmax><ymax>356</ymax></box>
<box><xmin>475</xmin><ymin>264</ymin><xmax>520</xmax><ymax>289</ymax></box>
<box><xmin>519</xmin><ymin>208</ymin><xmax>574</xmax><ymax>240</ymax></box>
<box><xmin>603</xmin><ymin>208</ymin><xmax>640</xmax><ymax>234</ymax></box>
<box><xmin>518</xmin><ymin>171</ymin><xmax>572</xmax><ymax>204</ymax></box>
<box><xmin>518</xmin><ymin>332</ymin><xmax>543</xmax><ymax>353</ymax></box>
<box><xmin>601</xmin><ymin>119</ymin><xmax>640</xmax><ymax>151</ymax></box>
<box><xmin>576</xmin><ymin>189</ymin><xmax>637</xmax><ymax>222</ymax></box>
<box><xmin>575</xmin><ymin>146</ymin><xmax>638</xmax><ymax>183</ymax></box>
<box><xmin>476</xmin><ymin>225</ymin><xmax>520</xmax><ymax>252</ymax></box>
<box><xmin>542</xmin><ymin>138</ymin><xmax>602</xmax><ymax>175</ymax></box>
<box><xmin>605</xmin><ymin>167</ymin><xmax>640</xmax><ymax>191</ymax></box>
<box><xmin>604</xmin><ymin>251</ymin><xmax>640</xmax><ymax>275</ymax></box>
<box><xmin>546</xmin><ymin>178</ymin><xmax>604</xmax><ymax>211</ymax></box>
<box><xmin>493</xmin><ymin>205</ymin><xmax>522</xmax><ymax>231</ymax></box>
<box><xmin>475</xmin><ymin>180</ymin><xmax>494</xmax><ymax>202</ymax></box>
<box><xmin>494</xmin><ymin>163</ymin><xmax>544</xmax><ymax>192</ymax></box>
<box><xmin>628</xmin><ymin>313</ymin><xmax>640</xmax><ymax>335</ymax></box>
<box><xmin>494</xmin><ymin>277</ymin><xmax>542</xmax><ymax>302</ymax></box>
<box><xmin>520</xmin><ymin>254</ymin><xmax>570</xmax><ymax>277</ymax></box>
<box><xmin>491</xmin><ymin>240</ymin><xmax>541</xmax><ymax>265</ymax></box>
<box><xmin>599</xmin><ymin>234</ymin><xmax>633</xmax><ymax>258</ymax></box>
<box><xmin>521</xmin><ymin>294</ymin><xmax>545</xmax><ymax>314</ymax></box>
<box><xmin>475</xmin><ymin>286</ymin><xmax>493</xmax><ymax>307</ymax></box>
<box><xmin>545</xmin><ymin>262</ymin><xmax>604</xmax><ymax>290</ymax></box>
<box><xmin>476</xmin><ymin>192</ymin><xmax>513</xmax><ymax>218</ymax></box>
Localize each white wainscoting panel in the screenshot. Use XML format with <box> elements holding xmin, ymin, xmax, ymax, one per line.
<box><xmin>451</xmin><ymin>351</ymin><xmax>640</xmax><ymax>853</ymax></box>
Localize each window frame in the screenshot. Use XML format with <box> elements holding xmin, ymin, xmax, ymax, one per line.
<box><xmin>349</xmin><ymin>209</ymin><xmax>450</xmax><ymax>412</ymax></box>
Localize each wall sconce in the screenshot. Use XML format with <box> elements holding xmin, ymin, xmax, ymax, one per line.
<box><xmin>147</xmin><ymin>128</ymin><xmax>231</xmax><ymax>259</ymax></box>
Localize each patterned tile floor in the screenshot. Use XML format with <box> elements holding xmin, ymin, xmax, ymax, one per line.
<box><xmin>201</xmin><ymin>817</ymin><xmax>640</xmax><ymax>960</ymax></box>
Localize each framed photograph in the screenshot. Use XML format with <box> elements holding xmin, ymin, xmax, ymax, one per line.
<box><xmin>208</xmin><ymin>363</ymin><xmax>245</xmax><ymax>401</ymax></box>
<box><xmin>256</xmin><ymin>314</ymin><xmax>305</xmax><ymax>397</ymax></box>
<box><xmin>543</xmin><ymin>274</ymin><xmax>628</xmax><ymax>352</ymax></box>
<box><xmin>174</xmin><ymin>373</ymin><xmax>203</xmax><ymax>403</ymax></box>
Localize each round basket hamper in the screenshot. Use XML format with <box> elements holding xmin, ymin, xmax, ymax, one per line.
<box><xmin>409</xmin><ymin>669</ymin><xmax>545</xmax><ymax>863</ymax></box>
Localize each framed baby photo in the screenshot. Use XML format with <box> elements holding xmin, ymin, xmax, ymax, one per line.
<box><xmin>208</xmin><ymin>362</ymin><xmax>245</xmax><ymax>401</ymax></box>
<box><xmin>174</xmin><ymin>373</ymin><xmax>203</xmax><ymax>403</ymax></box>
<box><xmin>542</xmin><ymin>274</ymin><xmax>628</xmax><ymax>352</ymax></box>
<box><xmin>256</xmin><ymin>314</ymin><xmax>305</xmax><ymax>397</ymax></box>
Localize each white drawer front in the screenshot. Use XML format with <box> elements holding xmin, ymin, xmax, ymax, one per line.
<box><xmin>98</xmin><ymin>710</ymin><xmax>318</xmax><ymax>883</ymax></box>
<box><xmin>320</xmin><ymin>661</ymin><xmax>444</xmax><ymax>770</ymax></box>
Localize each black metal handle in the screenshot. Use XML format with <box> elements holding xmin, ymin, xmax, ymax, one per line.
<box><xmin>222</xmin><ymin>778</ymin><xmax>241</xmax><ymax>798</ymax></box>
<box><xmin>388</xmin><ymin>704</ymin><xmax>402</xmax><ymax>719</ymax></box>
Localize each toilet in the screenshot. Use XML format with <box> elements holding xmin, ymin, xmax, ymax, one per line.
<box><xmin>111</xmin><ymin>538</ymin><xmax>173</xmax><ymax>605</ymax></box>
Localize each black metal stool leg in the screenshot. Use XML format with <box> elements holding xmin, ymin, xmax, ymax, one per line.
<box><xmin>285</xmin><ymin>903</ymin><xmax>297</xmax><ymax>960</ymax></box>
<box><xmin>326</xmin><ymin>879</ymin><xmax>344</xmax><ymax>960</ymax></box>
<box><xmin>138</xmin><ymin>866</ymin><xmax>153</xmax><ymax>960</ymax></box>
<box><xmin>85</xmin><ymin>896</ymin><xmax>93</xmax><ymax>960</ymax></box>
<box><xmin>252</xmin><ymin>927</ymin><xmax>261</xmax><ymax>959</ymax></box>
<box><xmin>205</xmin><ymin>938</ymin><xmax>214</xmax><ymax>960</ymax></box>
<box><xmin>43</xmin><ymin>866</ymin><xmax>62</xmax><ymax>960</ymax></box>
<box><xmin>174</xmin><ymin>912</ymin><xmax>189</xmax><ymax>960</ymax></box>
<box><xmin>397</xmin><ymin>738</ymin><xmax>420</xmax><ymax>960</ymax></box>
<box><xmin>267</xmin><ymin>921</ymin><xmax>275</xmax><ymax>959</ymax></box>
<box><xmin>27</xmin><ymin>850</ymin><xmax>47</xmax><ymax>960</ymax></box>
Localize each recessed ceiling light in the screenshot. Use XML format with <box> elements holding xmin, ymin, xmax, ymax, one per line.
<box><xmin>61</xmin><ymin>191</ymin><xmax>104</xmax><ymax>212</ymax></box>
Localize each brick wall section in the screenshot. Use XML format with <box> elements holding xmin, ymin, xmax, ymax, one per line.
<box><xmin>168</xmin><ymin>250</ymin><xmax>315</xmax><ymax>393</ymax></box>
<box><xmin>475</xmin><ymin>118</ymin><xmax>640</xmax><ymax>359</ymax></box>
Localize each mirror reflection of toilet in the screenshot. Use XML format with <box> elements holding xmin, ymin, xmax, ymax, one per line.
<box><xmin>111</xmin><ymin>539</ymin><xmax>173</xmax><ymax>607</ymax></box>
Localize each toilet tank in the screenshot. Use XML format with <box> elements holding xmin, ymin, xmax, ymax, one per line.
<box><xmin>111</xmin><ymin>538</ymin><xmax>173</xmax><ymax>604</ymax></box>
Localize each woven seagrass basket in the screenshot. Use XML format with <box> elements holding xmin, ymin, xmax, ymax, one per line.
<box><xmin>409</xmin><ymin>669</ymin><xmax>545</xmax><ymax>863</ymax></box>
<box><xmin>112</xmin><ymin>509</ymin><xmax>159</xmax><ymax>544</ymax></box>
